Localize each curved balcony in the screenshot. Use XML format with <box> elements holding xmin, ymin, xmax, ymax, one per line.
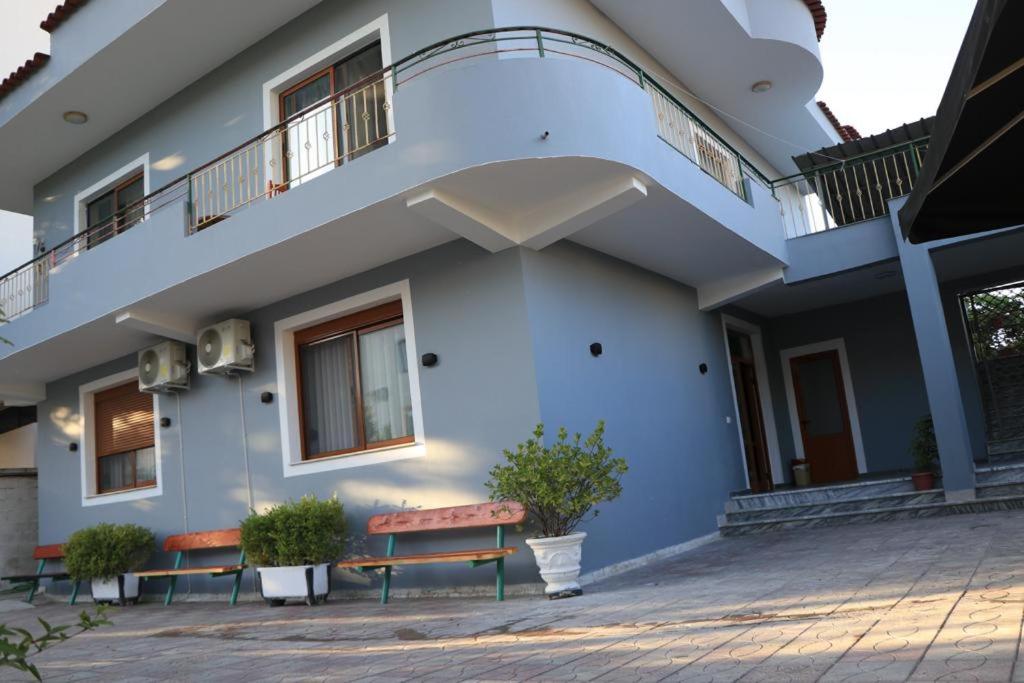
<box><xmin>0</xmin><ymin>27</ymin><xmax>789</xmax><ymax>392</ymax></box>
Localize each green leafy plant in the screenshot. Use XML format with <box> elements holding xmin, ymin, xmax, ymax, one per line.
<box><xmin>910</xmin><ymin>415</ymin><xmax>938</xmax><ymax>473</ymax></box>
<box><xmin>63</xmin><ymin>524</ymin><xmax>155</xmax><ymax>581</ymax></box>
<box><xmin>240</xmin><ymin>495</ymin><xmax>347</xmax><ymax>567</ymax></box>
<box><xmin>0</xmin><ymin>607</ymin><xmax>110</xmax><ymax>681</ymax></box>
<box><xmin>486</xmin><ymin>421</ymin><xmax>628</xmax><ymax>538</ymax></box>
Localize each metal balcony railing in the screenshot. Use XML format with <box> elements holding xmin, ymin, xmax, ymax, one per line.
<box><xmin>0</xmin><ymin>26</ymin><xmax>772</xmax><ymax>323</ymax></box>
<box><xmin>773</xmin><ymin>139</ymin><xmax>929</xmax><ymax>238</ymax></box>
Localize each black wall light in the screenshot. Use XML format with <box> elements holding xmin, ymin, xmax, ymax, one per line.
<box><xmin>260</xmin><ymin>391</ymin><xmax>274</xmax><ymax>404</ymax></box>
<box><xmin>590</xmin><ymin>342</ymin><xmax>603</xmax><ymax>357</ymax></box>
<box><xmin>69</xmin><ymin>442</ymin><xmax>78</xmax><ymax>452</ymax></box>
<box><xmin>159</xmin><ymin>417</ymin><xmax>172</xmax><ymax>428</ymax></box>
<box><xmin>421</xmin><ymin>353</ymin><xmax>439</xmax><ymax>367</ymax></box>
<box><xmin>699</xmin><ymin>363</ymin><xmax>708</xmax><ymax>375</ymax></box>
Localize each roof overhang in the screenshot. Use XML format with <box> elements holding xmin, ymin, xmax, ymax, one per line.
<box><xmin>899</xmin><ymin>0</ymin><xmax>1024</xmax><ymax>243</ymax></box>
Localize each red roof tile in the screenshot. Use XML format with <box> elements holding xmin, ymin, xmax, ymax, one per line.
<box><xmin>817</xmin><ymin>100</ymin><xmax>861</xmax><ymax>142</ymax></box>
<box><xmin>802</xmin><ymin>0</ymin><xmax>827</xmax><ymax>41</ymax></box>
<box><xmin>40</xmin><ymin>0</ymin><xmax>88</xmax><ymax>33</ymax></box>
<box><xmin>0</xmin><ymin>52</ymin><xmax>50</xmax><ymax>103</ymax></box>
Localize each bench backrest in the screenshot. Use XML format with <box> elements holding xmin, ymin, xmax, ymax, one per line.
<box><xmin>164</xmin><ymin>528</ymin><xmax>241</xmax><ymax>553</ymax></box>
<box><xmin>367</xmin><ymin>502</ymin><xmax>526</xmax><ymax>536</ymax></box>
<box><xmin>33</xmin><ymin>544</ymin><xmax>65</xmax><ymax>560</ymax></box>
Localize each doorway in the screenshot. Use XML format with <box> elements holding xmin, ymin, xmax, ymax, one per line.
<box><xmin>728</xmin><ymin>330</ymin><xmax>773</xmax><ymax>492</ymax></box>
<box><xmin>788</xmin><ymin>349</ymin><xmax>859</xmax><ymax>484</ymax></box>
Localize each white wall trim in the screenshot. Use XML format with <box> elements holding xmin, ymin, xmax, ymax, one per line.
<box><xmin>780</xmin><ymin>338</ymin><xmax>867</xmax><ymax>474</ymax></box>
<box><xmin>72</xmin><ymin>154</ymin><xmax>151</xmax><ymax>236</ymax></box>
<box><xmin>78</xmin><ymin>367</ymin><xmax>164</xmax><ymax>507</ymax></box>
<box><xmin>721</xmin><ymin>315</ymin><xmax>784</xmax><ymax>485</ymax></box>
<box><xmin>273</xmin><ymin>280</ymin><xmax>426</xmax><ymax>478</ymax></box>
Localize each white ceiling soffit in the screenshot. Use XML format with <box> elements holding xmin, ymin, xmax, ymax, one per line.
<box><xmin>590</xmin><ymin>0</ymin><xmax>838</xmax><ymax>175</ymax></box>
<box><xmin>0</xmin><ymin>0</ymin><xmax>323</xmax><ymax>214</ymax></box>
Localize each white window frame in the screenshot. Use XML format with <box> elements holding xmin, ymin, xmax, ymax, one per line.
<box><xmin>780</xmin><ymin>338</ymin><xmax>868</xmax><ymax>474</ymax></box>
<box><xmin>72</xmin><ymin>154</ymin><xmax>151</xmax><ymax>236</ymax></box>
<box><xmin>78</xmin><ymin>368</ymin><xmax>163</xmax><ymax>506</ymax></box>
<box><xmin>721</xmin><ymin>315</ymin><xmax>784</xmax><ymax>486</ymax></box>
<box><xmin>274</xmin><ymin>280</ymin><xmax>426</xmax><ymax>477</ymax></box>
<box><xmin>260</xmin><ymin>15</ymin><xmax>394</xmax><ymax>186</ymax></box>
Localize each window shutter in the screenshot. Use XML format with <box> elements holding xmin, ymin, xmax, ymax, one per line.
<box><xmin>94</xmin><ymin>382</ymin><xmax>154</xmax><ymax>457</ymax></box>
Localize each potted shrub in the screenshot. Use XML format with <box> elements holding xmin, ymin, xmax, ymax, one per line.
<box><xmin>241</xmin><ymin>495</ymin><xmax>346</xmax><ymax>606</ymax></box>
<box><xmin>486</xmin><ymin>421</ymin><xmax>627</xmax><ymax>599</ymax></box>
<box><xmin>64</xmin><ymin>523</ymin><xmax>154</xmax><ymax>605</ymax></box>
<box><xmin>910</xmin><ymin>415</ymin><xmax>939</xmax><ymax>491</ymax></box>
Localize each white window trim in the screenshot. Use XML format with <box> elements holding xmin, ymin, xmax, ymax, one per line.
<box><xmin>780</xmin><ymin>338</ymin><xmax>868</xmax><ymax>474</ymax></box>
<box><xmin>72</xmin><ymin>154</ymin><xmax>151</xmax><ymax>236</ymax></box>
<box><xmin>78</xmin><ymin>368</ymin><xmax>163</xmax><ymax>507</ymax></box>
<box><xmin>274</xmin><ymin>280</ymin><xmax>426</xmax><ymax>477</ymax></box>
<box><xmin>721</xmin><ymin>315</ymin><xmax>784</xmax><ymax>486</ymax></box>
<box><xmin>259</xmin><ymin>15</ymin><xmax>394</xmax><ymax>187</ymax></box>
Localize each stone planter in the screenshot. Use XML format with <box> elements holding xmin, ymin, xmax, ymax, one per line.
<box><xmin>92</xmin><ymin>573</ymin><xmax>140</xmax><ymax>605</ymax></box>
<box><xmin>256</xmin><ymin>563</ymin><xmax>330</xmax><ymax>606</ymax></box>
<box><xmin>525</xmin><ymin>531</ymin><xmax>586</xmax><ymax>599</ymax></box>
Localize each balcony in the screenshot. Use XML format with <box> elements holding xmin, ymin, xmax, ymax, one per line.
<box><xmin>0</xmin><ymin>27</ymin><xmax>779</xmax><ymax>327</ymax></box>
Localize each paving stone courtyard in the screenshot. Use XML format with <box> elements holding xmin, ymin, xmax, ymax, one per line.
<box><xmin>9</xmin><ymin>510</ymin><xmax>1024</xmax><ymax>681</ymax></box>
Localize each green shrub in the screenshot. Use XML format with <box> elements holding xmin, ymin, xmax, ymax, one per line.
<box><xmin>910</xmin><ymin>415</ymin><xmax>939</xmax><ymax>472</ymax></box>
<box><xmin>486</xmin><ymin>421</ymin><xmax>628</xmax><ymax>538</ymax></box>
<box><xmin>240</xmin><ymin>495</ymin><xmax>346</xmax><ymax>567</ymax></box>
<box><xmin>63</xmin><ymin>524</ymin><xmax>155</xmax><ymax>581</ymax></box>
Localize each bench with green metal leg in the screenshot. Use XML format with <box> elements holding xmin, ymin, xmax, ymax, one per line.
<box><xmin>1</xmin><ymin>544</ymin><xmax>80</xmax><ymax>604</ymax></box>
<box><xmin>134</xmin><ymin>528</ymin><xmax>246</xmax><ymax>605</ymax></box>
<box><xmin>338</xmin><ymin>502</ymin><xmax>526</xmax><ymax>604</ymax></box>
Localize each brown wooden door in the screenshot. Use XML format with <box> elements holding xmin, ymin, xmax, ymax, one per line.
<box><xmin>729</xmin><ymin>331</ymin><xmax>773</xmax><ymax>492</ymax></box>
<box><xmin>789</xmin><ymin>350</ymin><xmax>858</xmax><ymax>484</ymax></box>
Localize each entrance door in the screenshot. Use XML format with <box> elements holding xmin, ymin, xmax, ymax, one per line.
<box><xmin>789</xmin><ymin>350</ymin><xmax>858</xmax><ymax>484</ymax></box>
<box><xmin>728</xmin><ymin>331</ymin><xmax>773</xmax><ymax>492</ymax></box>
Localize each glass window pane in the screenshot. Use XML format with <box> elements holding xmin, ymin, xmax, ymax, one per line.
<box><xmin>116</xmin><ymin>177</ymin><xmax>145</xmax><ymax>228</ymax></box>
<box><xmin>282</xmin><ymin>74</ymin><xmax>331</xmax><ymax>118</ymax></box>
<box><xmin>135</xmin><ymin>447</ymin><xmax>156</xmax><ymax>484</ymax></box>
<box><xmin>335</xmin><ymin>43</ymin><xmax>386</xmax><ymax>158</ymax></box>
<box><xmin>98</xmin><ymin>452</ymin><xmax>132</xmax><ymax>492</ymax></box>
<box><xmin>299</xmin><ymin>334</ymin><xmax>360</xmax><ymax>456</ymax></box>
<box><xmin>282</xmin><ymin>73</ymin><xmax>334</xmax><ymax>186</ymax></box>
<box><xmin>86</xmin><ymin>191</ymin><xmax>116</xmax><ymax>249</ymax></box>
<box><xmin>359</xmin><ymin>323</ymin><xmax>413</xmax><ymax>444</ymax></box>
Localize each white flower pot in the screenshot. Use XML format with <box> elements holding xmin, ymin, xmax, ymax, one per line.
<box><xmin>525</xmin><ymin>532</ymin><xmax>586</xmax><ymax>598</ymax></box>
<box><xmin>256</xmin><ymin>563</ymin><xmax>330</xmax><ymax>605</ymax></box>
<box><xmin>92</xmin><ymin>574</ymin><xmax>140</xmax><ymax>604</ymax></box>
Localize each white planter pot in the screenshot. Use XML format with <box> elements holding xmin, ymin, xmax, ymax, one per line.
<box><xmin>92</xmin><ymin>574</ymin><xmax>140</xmax><ymax>604</ymax></box>
<box><xmin>257</xmin><ymin>563</ymin><xmax>330</xmax><ymax>605</ymax></box>
<box><xmin>525</xmin><ymin>532</ymin><xmax>586</xmax><ymax>598</ymax></box>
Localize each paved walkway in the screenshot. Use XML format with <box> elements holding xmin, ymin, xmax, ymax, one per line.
<box><xmin>10</xmin><ymin>510</ymin><xmax>1024</xmax><ymax>681</ymax></box>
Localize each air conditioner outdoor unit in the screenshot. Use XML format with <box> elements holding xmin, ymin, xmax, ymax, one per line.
<box><xmin>197</xmin><ymin>319</ymin><xmax>254</xmax><ymax>375</ymax></box>
<box><xmin>138</xmin><ymin>341</ymin><xmax>190</xmax><ymax>393</ymax></box>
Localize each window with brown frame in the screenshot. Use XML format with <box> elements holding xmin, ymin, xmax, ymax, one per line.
<box><xmin>93</xmin><ymin>381</ymin><xmax>156</xmax><ymax>493</ymax></box>
<box><xmin>295</xmin><ymin>300</ymin><xmax>414</xmax><ymax>460</ymax></box>
<box><xmin>85</xmin><ymin>173</ymin><xmax>145</xmax><ymax>249</ymax></box>
<box><xmin>277</xmin><ymin>41</ymin><xmax>387</xmax><ymax>186</ymax></box>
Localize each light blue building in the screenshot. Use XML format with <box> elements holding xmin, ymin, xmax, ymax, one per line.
<box><xmin>0</xmin><ymin>0</ymin><xmax>1020</xmax><ymax>596</ymax></box>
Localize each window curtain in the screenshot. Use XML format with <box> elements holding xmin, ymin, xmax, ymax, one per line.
<box><xmin>300</xmin><ymin>334</ymin><xmax>359</xmax><ymax>455</ymax></box>
<box><xmin>359</xmin><ymin>323</ymin><xmax>413</xmax><ymax>443</ymax></box>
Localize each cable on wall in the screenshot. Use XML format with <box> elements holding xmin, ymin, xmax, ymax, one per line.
<box><xmin>175</xmin><ymin>393</ymin><xmax>192</xmax><ymax>592</ymax></box>
<box><xmin>238</xmin><ymin>374</ymin><xmax>254</xmax><ymax>512</ymax></box>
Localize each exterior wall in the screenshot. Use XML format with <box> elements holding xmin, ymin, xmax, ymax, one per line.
<box><xmin>0</xmin><ymin>424</ymin><xmax>36</xmax><ymax>469</ymax></box>
<box><xmin>0</xmin><ymin>473</ymin><xmax>38</xmax><ymax>586</ymax></box>
<box><xmin>520</xmin><ymin>242</ymin><xmax>746</xmax><ymax>569</ymax></box>
<box><xmin>33</xmin><ymin>0</ymin><xmax>496</xmax><ymax>250</ymax></box>
<box><xmin>764</xmin><ymin>291</ymin><xmax>930</xmax><ymax>477</ymax></box>
<box><xmin>37</xmin><ymin>240</ymin><xmax>543</xmax><ymax>593</ymax></box>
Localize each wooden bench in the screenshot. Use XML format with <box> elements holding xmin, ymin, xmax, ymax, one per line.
<box><xmin>1</xmin><ymin>544</ymin><xmax>80</xmax><ymax>604</ymax></box>
<box><xmin>338</xmin><ymin>502</ymin><xmax>526</xmax><ymax>604</ymax></box>
<box><xmin>134</xmin><ymin>528</ymin><xmax>246</xmax><ymax>605</ymax></box>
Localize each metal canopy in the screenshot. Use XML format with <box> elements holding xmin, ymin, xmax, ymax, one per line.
<box><xmin>899</xmin><ymin>0</ymin><xmax>1024</xmax><ymax>243</ymax></box>
<box><xmin>792</xmin><ymin>118</ymin><xmax>933</xmax><ymax>173</ymax></box>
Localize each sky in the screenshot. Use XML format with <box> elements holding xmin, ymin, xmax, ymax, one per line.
<box><xmin>0</xmin><ymin>0</ymin><xmax>978</xmax><ymax>269</ymax></box>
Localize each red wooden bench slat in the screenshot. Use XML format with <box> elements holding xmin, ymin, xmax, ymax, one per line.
<box><xmin>367</xmin><ymin>502</ymin><xmax>526</xmax><ymax>535</ymax></box>
<box><xmin>33</xmin><ymin>544</ymin><xmax>65</xmax><ymax>560</ymax></box>
<box><xmin>135</xmin><ymin>564</ymin><xmax>245</xmax><ymax>578</ymax></box>
<box><xmin>338</xmin><ymin>547</ymin><xmax>518</xmax><ymax>568</ymax></box>
<box><xmin>163</xmin><ymin>528</ymin><xmax>241</xmax><ymax>552</ymax></box>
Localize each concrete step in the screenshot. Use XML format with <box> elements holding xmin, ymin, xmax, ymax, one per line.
<box><xmin>718</xmin><ymin>493</ymin><xmax>1024</xmax><ymax>537</ymax></box>
<box><xmin>977</xmin><ymin>481</ymin><xmax>1024</xmax><ymax>499</ymax></box>
<box><xmin>975</xmin><ymin>461</ymin><xmax>1024</xmax><ymax>486</ymax></box>
<box><xmin>726</xmin><ymin>476</ymin><xmax>915</xmax><ymax>512</ymax></box>
<box><xmin>723</xmin><ymin>490</ymin><xmax>945</xmax><ymax>523</ymax></box>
